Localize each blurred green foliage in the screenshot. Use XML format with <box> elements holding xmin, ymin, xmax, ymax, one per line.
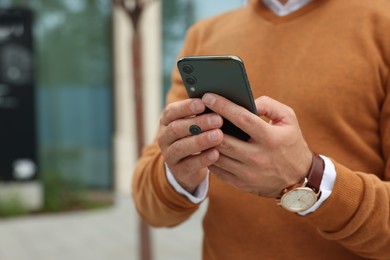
<box><xmin>0</xmin><ymin>194</ymin><xmax>29</xmax><ymax>217</ymax></box>
<box><xmin>0</xmin><ymin>172</ymin><xmax>113</xmax><ymax>218</ymax></box>
<box><xmin>41</xmin><ymin>171</ymin><xmax>113</xmax><ymax>213</ymax></box>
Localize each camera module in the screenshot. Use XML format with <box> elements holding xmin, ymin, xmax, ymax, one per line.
<box><xmin>185</xmin><ymin>76</ymin><xmax>197</xmax><ymax>85</ymax></box>
<box><xmin>182</xmin><ymin>64</ymin><xmax>193</xmax><ymax>74</ymax></box>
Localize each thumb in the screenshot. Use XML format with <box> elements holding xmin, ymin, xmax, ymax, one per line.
<box><xmin>255</xmin><ymin>96</ymin><xmax>297</xmax><ymax>126</ymax></box>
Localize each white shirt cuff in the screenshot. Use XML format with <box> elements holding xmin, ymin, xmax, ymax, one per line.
<box><xmin>165</xmin><ymin>163</ymin><xmax>209</xmax><ymax>204</ymax></box>
<box><xmin>164</xmin><ymin>154</ymin><xmax>336</xmax><ymax>211</ymax></box>
<box><xmin>298</xmin><ymin>155</ymin><xmax>336</xmax><ymax>216</ymax></box>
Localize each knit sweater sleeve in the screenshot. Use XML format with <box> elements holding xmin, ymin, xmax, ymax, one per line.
<box><xmin>305</xmin><ymin>78</ymin><xmax>390</xmax><ymax>259</ymax></box>
<box><xmin>131</xmin><ymin>26</ymin><xmax>202</xmax><ymax>227</ymax></box>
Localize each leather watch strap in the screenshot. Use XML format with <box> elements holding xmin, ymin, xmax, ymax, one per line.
<box><xmin>306</xmin><ymin>153</ymin><xmax>325</xmax><ymax>193</ymax></box>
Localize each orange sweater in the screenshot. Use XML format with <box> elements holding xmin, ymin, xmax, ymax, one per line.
<box><xmin>132</xmin><ymin>0</ymin><xmax>390</xmax><ymax>259</ymax></box>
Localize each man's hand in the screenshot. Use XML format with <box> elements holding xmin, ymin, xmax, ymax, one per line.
<box><xmin>202</xmin><ymin>93</ymin><xmax>313</xmax><ymax>198</ymax></box>
<box><xmin>158</xmin><ymin>98</ymin><xmax>224</xmax><ymax>194</ymax></box>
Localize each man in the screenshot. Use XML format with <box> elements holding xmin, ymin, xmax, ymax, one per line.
<box><xmin>132</xmin><ymin>0</ymin><xmax>390</xmax><ymax>259</ymax></box>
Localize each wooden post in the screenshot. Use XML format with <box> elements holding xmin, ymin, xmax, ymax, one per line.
<box><xmin>112</xmin><ymin>1</ymin><xmax>157</xmax><ymax>259</ymax></box>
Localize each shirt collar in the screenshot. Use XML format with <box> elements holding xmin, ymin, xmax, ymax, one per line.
<box><xmin>261</xmin><ymin>0</ymin><xmax>313</xmax><ymax>16</ymax></box>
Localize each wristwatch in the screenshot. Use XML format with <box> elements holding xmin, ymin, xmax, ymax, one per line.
<box><xmin>276</xmin><ymin>153</ymin><xmax>325</xmax><ymax>213</ymax></box>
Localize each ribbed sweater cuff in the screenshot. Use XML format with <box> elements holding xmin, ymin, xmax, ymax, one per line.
<box><xmin>304</xmin><ymin>161</ymin><xmax>364</xmax><ymax>232</ymax></box>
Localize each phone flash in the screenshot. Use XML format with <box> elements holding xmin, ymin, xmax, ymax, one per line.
<box><xmin>190</xmin><ymin>87</ymin><xmax>196</xmax><ymax>92</ymax></box>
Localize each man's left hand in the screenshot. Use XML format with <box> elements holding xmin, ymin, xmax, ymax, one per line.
<box><xmin>201</xmin><ymin>93</ymin><xmax>313</xmax><ymax>198</ymax></box>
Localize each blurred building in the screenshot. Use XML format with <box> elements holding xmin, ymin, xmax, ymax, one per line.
<box><xmin>0</xmin><ymin>0</ymin><xmax>243</xmax><ymax>213</ymax></box>
<box><xmin>0</xmin><ymin>1</ymin><xmax>114</xmax><ymax>210</ymax></box>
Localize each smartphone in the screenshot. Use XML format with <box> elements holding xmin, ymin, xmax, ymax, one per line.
<box><xmin>177</xmin><ymin>55</ymin><xmax>257</xmax><ymax>141</ymax></box>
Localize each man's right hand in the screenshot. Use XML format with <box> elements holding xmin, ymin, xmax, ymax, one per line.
<box><xmin>158</xmin><ymin>98</ymin><xmax>224</xmax><ymax>194</ymax></box>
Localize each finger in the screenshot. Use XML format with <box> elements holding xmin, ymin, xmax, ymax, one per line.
<box><xmin>171</xmin><ymin>148</ymin><xmax>220</xmax><ymax>177</ymax></box>
<box><xmin>160</xmin><ymin>98</ymin><xmax>205</xmax><ymax>126</ymax></box>
<box><xmin>212</xmin><ymin>152</ymin><xmax>243</xmax><ymax>175</ymax></box>
<box><xmin>255</xmin><ymin>96</ymin><xmax>297</xmax><ymax>126</ymax></box>
<box><xmin>202</xmin><ymin>93</ymin><xmax>268</xmax><ymax>141</ymax></box>
<box><xmin>215</xmin><ymin>134</ymin><xmax>254</xmax><ymax>163</ymax></box>
<box><xmin>209</xmin><ymin>165</ymin><xmax>242</xmax><ymax>188</ymax></box>
<box><xmin>160</xmin><ymin>113</ymin><xmax>223</xmax><ymax>147</ymax></box>
<box><xmin>164</xmin><ymin>129</ymin><xmax>223</xmax><ymax>165</ymax></box>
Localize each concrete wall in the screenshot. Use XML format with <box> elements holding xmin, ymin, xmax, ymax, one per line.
<box><xmin>113</xmin><ymin>1</ymin><xmax>162</xmax><ymax>194</ymax></box>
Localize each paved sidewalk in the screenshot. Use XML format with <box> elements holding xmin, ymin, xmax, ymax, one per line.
<box><xmin>0</xmin><ymin>193</ymin><xmax>205</xmax><ymax>260</ymax></box>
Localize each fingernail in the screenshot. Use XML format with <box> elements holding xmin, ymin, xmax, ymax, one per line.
<box><xmin>202</xmin><ymin>93</ymin><xmax>216</xmax><ymax>106</ymax></box>
<box><xmin>208</xmin><ymin>114</ymin><xmax>221</xmax><ymax>127</ymax></box>
<box><xmin>191</xmin><ymin>100</ymin><xmax>204</xmax><ymax>113</ymax></box>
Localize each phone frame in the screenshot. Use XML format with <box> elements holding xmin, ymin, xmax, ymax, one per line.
<box><xmin>177</xmin><ymin>55</ymin><xmax>257</xmax><ymax>141</ymax></box>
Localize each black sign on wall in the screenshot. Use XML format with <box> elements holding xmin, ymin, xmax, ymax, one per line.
<box><xmin>0</xmin><ymin>8</ymin><xmax>37</xmax><ymax>181</ymax></box>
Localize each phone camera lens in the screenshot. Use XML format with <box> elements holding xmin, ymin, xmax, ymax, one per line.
<box><xmin>182</xmin><ymin>64</ymin><xmax>193</xmax><ymax>74</ymax></box>
<box><xmin>185</xmin><ymin>76</ymin><xmax>197</xmax><ymax>85</ymax></box>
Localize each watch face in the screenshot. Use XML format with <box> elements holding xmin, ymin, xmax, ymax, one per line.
<box><xmin>281</xmin><ymin>188</ymin><xmax>317</xmax><ymax>213</ymax></box>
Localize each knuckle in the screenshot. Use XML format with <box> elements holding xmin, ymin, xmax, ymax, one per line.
<box><xmin>237</xmin><ymin>110</ymin><xmax>253</xmax><ymax>125</ymax></box>
<box><xmin>286</xmin><ymin>106</ymin><xmax>296</xmax><ymax>117</ymax></box>
<box><xmin>162</xmin><ymin>147</ymin><xmax>175</xmax><ymax>164</ymax></box>
<box><xmin>159</xmin><ymin>116</ymin><xmax>165</xmax><ymax>126</ymax></box>
<box><xmin>163</xmin><ymin>104</ymin><xmax>176</xmax><ymax>122</ymax></box>
<box><xmin>259</xmin><ymin>95</ymin><xmax>271</xmax><ymax>103</ymax></box>
<box><xmin>169</xmin><ymin>121</ymin><xmax>182</xmax><ymax>137</ymax></box>
<box><xmin>157</xmin><ymin>130</ymin><xmax>164</xmax><ymax>147</ymax></box>
<box><xmin>157</xmin><ymin>127</ymin><xmax>171</xmax><ymax>150</ymax></box>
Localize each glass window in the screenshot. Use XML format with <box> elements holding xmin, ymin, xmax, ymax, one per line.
<box><xmin>1</xmin><ymin>0</ymin><xmax>113</xmax><ymax>189</ymax></box>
